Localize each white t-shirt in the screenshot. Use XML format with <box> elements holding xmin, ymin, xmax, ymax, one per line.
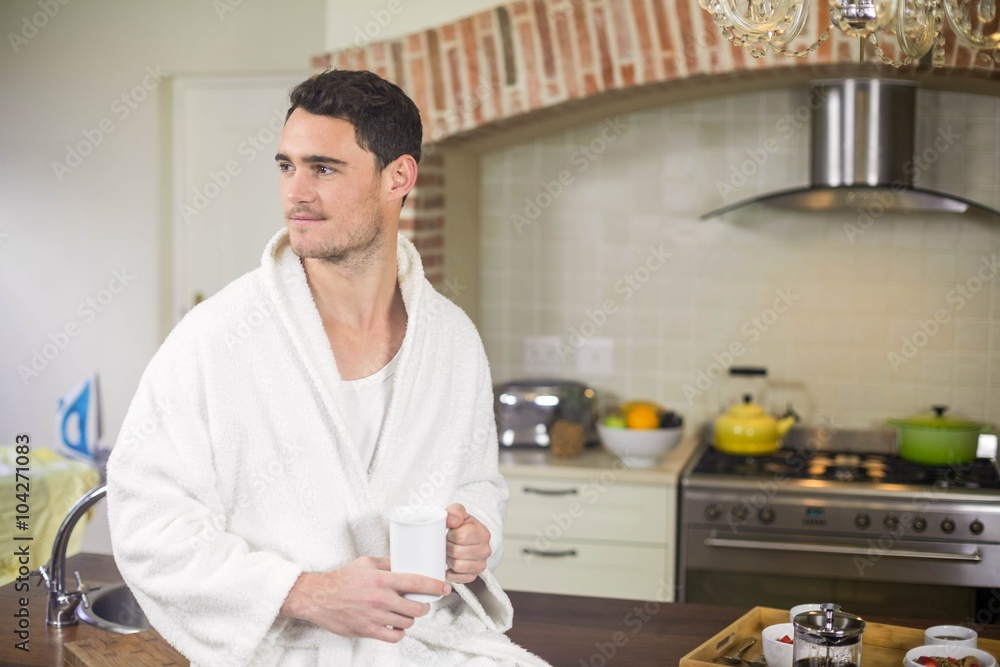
<box><xmin>340</xmin><ymin>350</ymin><xmax>400</xmax><ymax>467</ymax></box>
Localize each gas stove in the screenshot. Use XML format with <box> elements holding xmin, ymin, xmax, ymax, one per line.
<box><xmin>690</xmin><ymin>446</ymin><xmax>1000</xmax><ymax>491</ymax></box>
<box><xmin>678</xmin><ymin>426</ymin><xmax>1000</xmax><ymax>622</ymax></box>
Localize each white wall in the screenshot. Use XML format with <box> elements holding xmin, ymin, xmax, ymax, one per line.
<box><xmin>0</xmin><ymin>0</ymin><xmax>325</xmax><ymax>553</ymax></box>
<box><xmin>326</xmin><ymin>0</ymin><xmax>506</xmax><ymax>52</ymax></box>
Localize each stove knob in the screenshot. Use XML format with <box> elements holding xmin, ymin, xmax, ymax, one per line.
<box><xmin>970</xmin><ymin>520</ymin><xmax>984</xmax><ymax>536</ymax></box>
<box><xmin>705</xmin><ymin>503</ymin><xmax>723</xmax><ymax>520</ymax></box>
<box><xmin>855</xmin><ymin>512</ymin><xmax>871</xmax><ymax>529</ymax></box>
<box><xmin>759</xmin><ymin>507</ymin><xmax>775</xmax><ymax>524</ymax></box>
<box><xmin>883</xmin><ymin>514</ymin><xmax>899</xmax><ymax>531</ymax></box>
<box><xmin>912</xmin><ymin>516</ymin><xmax>928</xmax><ymax>532</ymax></box>
<box><xmin>941</xmin><ymin>518</ymin><xmax>956</xmax><ymax>534</ymax></box>
<box><xmin>731</xmin><ymin>505</ymin><xmax>751</xmax><ymax>521</ymax></box>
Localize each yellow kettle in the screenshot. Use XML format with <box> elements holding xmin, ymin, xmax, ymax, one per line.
<box><xmin>714</xmin><ymin>394</ymin><xmax>797</xmax><ymax>455</ymax></box>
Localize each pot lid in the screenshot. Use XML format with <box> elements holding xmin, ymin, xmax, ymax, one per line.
<box><xmin>728</xmin><ymin>394</ymin><xmax>767</xmax><ymax>419</ymax></box>
<box><xmin>889</xmin><ymin>405</ymin><xmax>990</xmax><ymax>432</ymax></box>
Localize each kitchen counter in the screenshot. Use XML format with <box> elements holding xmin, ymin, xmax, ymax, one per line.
<box><xmin>499</xmin><ymin>433</ymin><xmax>701</xmax><ymax>484</ymax></box>
<box><xmin>6</xmin><ymin>554</ymin><xmax>997</xmax><ymax>666</ymax></box>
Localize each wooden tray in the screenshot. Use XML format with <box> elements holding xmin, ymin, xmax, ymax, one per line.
<box><xmin>680</xmin><ymin>607</ymin><xmax>1000</xmax><ymax>667</ymax></box>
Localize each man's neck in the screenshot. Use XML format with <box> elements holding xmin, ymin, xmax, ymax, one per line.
<box><xmin>301</xmin><ymin>241</ymin><xmax>408</xmax><ymax>380</ymax></box>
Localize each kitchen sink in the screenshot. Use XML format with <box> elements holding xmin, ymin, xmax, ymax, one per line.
<box><xmin>78</xmin><ymin>582</ymin><xmax>152</xmax><ymax>633</ymax></box>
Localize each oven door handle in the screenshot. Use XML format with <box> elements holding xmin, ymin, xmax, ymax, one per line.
<box><xmin>703</xmin><ymin>537</ymin><xmax>983</xmax><ymax>562</ymax></box>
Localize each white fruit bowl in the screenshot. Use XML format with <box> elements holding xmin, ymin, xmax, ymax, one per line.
<box><xmin>761</xmin><ymin>622</ymin><xmax>794</xmax><ymax>667</ymax></box>
<box><xmin>597</xmin><ymin>424</ymin><xmax>682</xmax><ymax>468</ymax></box>
<box><xmin>904</xmin><ymin>645</ymin><xmax>996</xmax><ymax>667</ymax></box>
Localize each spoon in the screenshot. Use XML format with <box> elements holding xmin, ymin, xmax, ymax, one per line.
<box><xmin>744</xmin><ymin>654</ymin><xmax>768</xmax><ymax>667</ymax></box>
<box><xmin>721</xmin><ymin>638</ymin><xmax>758</xmax><ymax>665</ymax></box>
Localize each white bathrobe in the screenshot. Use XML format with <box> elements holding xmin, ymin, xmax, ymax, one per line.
<box><xmin>107</xmin><ymin>229</ymin><xmax>548</xmax><ymax>667</ymax></box>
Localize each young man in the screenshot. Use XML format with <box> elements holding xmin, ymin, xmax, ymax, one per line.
<box><xmin>108</xmin><ymin>70</ymin><xmax>545</xmax><ymax>666</ymax></box>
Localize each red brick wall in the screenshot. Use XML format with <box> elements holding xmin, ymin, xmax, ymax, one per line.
<box><xmin>313</xmin><ymin>0</ymin><xmax>997</xmax><ymax>287</ymax></box>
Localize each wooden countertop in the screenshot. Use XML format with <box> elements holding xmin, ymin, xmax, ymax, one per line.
<box><xmin>499</xmin><ymin>434</ymin><xmax>701</xmax><ymax>485</ymax></box>
<box><xmin>4</xmin><ymin>553</ymin><xmax>998</xmax><ymax>666</ymax></box>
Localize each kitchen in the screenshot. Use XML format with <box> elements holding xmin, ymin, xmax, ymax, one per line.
<box><xmin>2</xmin><ymin>0</ymin><xmax>1000</xmax><ymax>664</ymax></box>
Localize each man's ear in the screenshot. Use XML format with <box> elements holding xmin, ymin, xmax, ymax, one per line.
<box><xmin>384</xmin><ymin>154</ymin><xmax>418</xmax><ymax>204</ymax></box>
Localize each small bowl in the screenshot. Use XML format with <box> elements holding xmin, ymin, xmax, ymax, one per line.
<box><xmin>924</xmin><ymin>625</ymin><xmax>977</xmax><ymax>648</ymax></box>
<box><xmin>790</xmin><ymin>603</ymin><xmax>824</xmax><ymax>623</ymax></box>
<box><xmin>904</xmin><ymin>645</ymin><xmax>996</xmax><ymax>667</ymax></box>
<box><xmin>761</xmin><ymin>622</ymin><xmax>794</xmax><ymax>667</ymax></box>
<box><xmin>597</xmin><ymin>424</ymin><xmax>682</xmax><ymax>467</ymax></box>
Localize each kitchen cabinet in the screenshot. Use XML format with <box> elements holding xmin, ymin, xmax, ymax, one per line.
<box><xmin>495</xmin><ymin>437</ymin><xmax>699</xmax><ymax>601</ymax></box>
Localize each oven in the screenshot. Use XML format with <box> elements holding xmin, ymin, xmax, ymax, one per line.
<box><xmin>678</xmin><ymin>427</ymin><xmax>1000</xmax><ymax>625</ymax></box>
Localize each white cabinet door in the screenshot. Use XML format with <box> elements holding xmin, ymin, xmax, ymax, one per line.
<box><xmin>503</xmin><ymin>474</ymin><xmax>670</xmax><ymax>544</ymax></box>
<box><xmin>171</xmin><ymin>75</ymin><xmax>306</xmax><ymax>324</ymax></box>
<box><xmin>496</xmin><ymin>536</ymin><xmax>672</xmax><ymax>601</ymax></box>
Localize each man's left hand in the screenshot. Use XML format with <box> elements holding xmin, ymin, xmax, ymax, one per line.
<box><xmin>444</xmin><ymin>503</ymin><xmax>491</xmax><ymax>584</ymax></box>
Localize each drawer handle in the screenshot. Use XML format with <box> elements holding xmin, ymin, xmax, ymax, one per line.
<box><xmin>522</xmin><ymin>486</ymin><xmax>578</xmax><ymax>496</ymax></box>
<box><xmin>522</xmin><ymin>548</ymin><xmax>578</xmax><ymax>558</ymax></box>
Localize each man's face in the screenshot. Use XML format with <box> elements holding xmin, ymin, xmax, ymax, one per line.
<box><xmin>276</xmin><ymin>109</ymin><xmax>388</xmax><ymax>267</ymax></box>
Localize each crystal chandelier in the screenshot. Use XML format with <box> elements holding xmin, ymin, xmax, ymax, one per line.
<box><xmin>697</xmin><ymin>0</ymin><xmax>1000</xmax><ymax>67</ymax></box>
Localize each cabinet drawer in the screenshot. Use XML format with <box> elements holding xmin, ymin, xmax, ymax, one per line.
<box><xmin>495</xmin><ymin>536</ymin><xmax>673</xmax><ymax>601</ymax></box>
<box><xmin>503</xmin><ymin>474</ymin><xmax>670</xmax><ymax>544</ymax></box>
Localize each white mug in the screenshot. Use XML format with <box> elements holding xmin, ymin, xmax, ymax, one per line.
<box><xmin>388</xmin><ymin>505</ymin><xmax>448</xmax><ymax>602</ymax></box>
<box><xmin>924</xmin><ymin>625</ymin><xmax>977</xmax><ymax>648</ymax></box>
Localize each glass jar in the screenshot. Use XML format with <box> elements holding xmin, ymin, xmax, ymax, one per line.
<box><xmin>792</xmin><ymin>603</ymin><xmax>866</xmax><ymax>667</ymax></box>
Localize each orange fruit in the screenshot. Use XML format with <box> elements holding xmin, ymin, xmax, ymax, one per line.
<box><xmin>626</xmin><ymin>405</ymin><xmax>660</xmax><ymax>429</ymax></box>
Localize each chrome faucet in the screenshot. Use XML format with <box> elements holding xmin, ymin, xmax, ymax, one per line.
<box><xmin>35</xmin><ymin>483</ymin><xmax>105</xmax><ymax>628</ymax></box>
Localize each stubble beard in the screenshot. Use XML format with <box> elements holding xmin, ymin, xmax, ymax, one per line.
<box><xmin>288</xmin><ymin>192</ymin><xmax>387</xmax><ymax>273</ymax></box>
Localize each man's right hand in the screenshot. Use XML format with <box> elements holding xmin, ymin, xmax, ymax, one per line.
<box><xmin>278</xmin><ymin>556</ymin><xmax>451</xmax><ymax>643</ymax></box>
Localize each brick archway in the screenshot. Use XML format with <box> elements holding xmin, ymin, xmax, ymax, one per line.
<box><xmin>313</xmin><ymin>0</ymin><xmax>999</xmax><ymax>284</ymax></box>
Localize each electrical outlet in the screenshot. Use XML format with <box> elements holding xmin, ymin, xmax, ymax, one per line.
<box><xmin>575</xmin><ymin>338</ymin><xmax>614</xmax><ymax>377</ymax></box>
<box><xmin>522</xmin><ymin>336</ymin><xmax>563</xmax><ymax>376</ymax></box>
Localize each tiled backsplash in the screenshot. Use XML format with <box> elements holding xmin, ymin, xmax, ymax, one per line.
<box><xmin>478</xmin><ymin>87</ymin><xmax>1000</xmax><ymax>431</ymax></box>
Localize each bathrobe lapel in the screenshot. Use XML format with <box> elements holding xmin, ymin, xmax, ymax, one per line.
<box><xmin>260</xmin><ymin>230</ymin><xmax>430</xmax><ymax>538</ymax></box>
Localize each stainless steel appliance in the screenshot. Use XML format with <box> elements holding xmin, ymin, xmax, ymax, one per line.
<box><xmin>678</xmin><ymin>426</ymin><xmax>1000</xmax><ymax>624</ymax></box>
<box><xmin>493</xmin><ymin>379</ymin><xmax>598</xmax><ymax>449</ymax></box>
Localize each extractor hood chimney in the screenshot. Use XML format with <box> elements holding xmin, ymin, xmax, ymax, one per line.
<box><xmin>701</xmin><ymin>78</ymin><xmax>1000</xmax><ymax>219</ymax></box>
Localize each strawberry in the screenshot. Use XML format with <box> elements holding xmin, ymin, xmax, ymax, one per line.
<box><xmin>917</xmin><ymin>656</ymin><xmax>938</xmax><ymax>667</ymax></box>
<box><xmin>779</xmin><ymin>635</ymin><xmax>793</xmax><ymax>645</ymax></box>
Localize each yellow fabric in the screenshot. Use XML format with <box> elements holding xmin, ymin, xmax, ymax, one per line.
<box><xmin>0</xmin><ymin>446</ymin><xmax>101</xmax><ymax>586</ymax></box>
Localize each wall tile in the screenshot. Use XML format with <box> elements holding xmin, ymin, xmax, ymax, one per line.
<box><xmin>479</xmin><ymin>88</ymin><xmax>1000</xmax><ymax>431</ymax></box>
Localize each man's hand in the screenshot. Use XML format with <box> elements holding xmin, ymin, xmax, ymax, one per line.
<box><xmin>279</xmin><ymin>556</ymin><xmax>451</xmax><ymax>643</ymax></box>
<box><xmin>445</xmin><ymin>503</ymin><xmax>492</xmax><ymax>584</ymax></box>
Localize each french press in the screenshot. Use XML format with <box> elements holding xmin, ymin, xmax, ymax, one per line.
<box><xmin>792</xmin><ymin>603</ymin><xmax>866</xmax><ymax>667</ymax></box>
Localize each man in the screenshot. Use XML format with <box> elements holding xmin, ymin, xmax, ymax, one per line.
<box><xmin>107</xmin><ymin>70</ymin><xmax>545</xmax><ymax>666</ymax></box>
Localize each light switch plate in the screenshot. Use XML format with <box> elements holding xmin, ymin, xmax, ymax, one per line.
<box><xmin>522</xmin><ymin>336</ymin><xmax>563</xmax><ymax>376</ymax></box>
<box><xmin>576</xmin><ymin>337</ymin><xmax>614</xmax><ymax>377</ymax></box>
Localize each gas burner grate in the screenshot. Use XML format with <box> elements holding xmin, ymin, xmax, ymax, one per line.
<box><xmin>692</xmin><ymin>446</ymin><xmax>1000</xmax><ymax>489</ymax></box>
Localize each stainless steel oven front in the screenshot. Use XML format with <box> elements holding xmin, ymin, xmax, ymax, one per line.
<box><xmin>678</xmin><ymin>441</ymin><xmax>1000</xmax><ymax>625</ymax></box>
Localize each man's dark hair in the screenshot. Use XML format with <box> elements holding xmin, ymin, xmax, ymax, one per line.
<box><xmin>286</xmin><ymin>69</ymin><xmax>422</xmax><ymax>171</ymax></box>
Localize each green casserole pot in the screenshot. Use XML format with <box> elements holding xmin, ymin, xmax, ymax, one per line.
<box><xmin>887</xmin><ymin>405</ymin><xmax>993</xmax><ymax>466</ymax></box>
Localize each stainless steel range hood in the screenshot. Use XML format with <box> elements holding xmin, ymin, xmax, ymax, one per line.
<box><xmin>701</xmin><ymin>78</ymin><xmax>1000</xmax><ymax>219</ymax></box>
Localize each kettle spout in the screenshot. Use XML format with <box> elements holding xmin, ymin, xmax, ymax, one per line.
<box><xmin>776</xmin><ymin>416</ymin><xmax>796</xmax><ymax>438</ymax></box>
